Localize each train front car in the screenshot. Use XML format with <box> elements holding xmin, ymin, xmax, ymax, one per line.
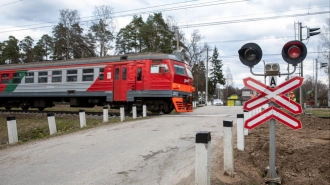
<box><xmin>171</xmin><ymin>60</ymin><xmax>194</xmax><ymax>113</ymax></box>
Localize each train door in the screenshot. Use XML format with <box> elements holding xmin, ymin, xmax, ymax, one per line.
<box><xmin>113</xmin><ymin>65</ymin><xmax>128</xmax><ymax>101</ymax></box>
<box><xmin>135</xmin><ymin>64</ymin><xmax>144</xmax><ymax>90</ymax></box>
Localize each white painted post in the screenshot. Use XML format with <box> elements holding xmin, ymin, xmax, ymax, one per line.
<box><xmin>243</xmin><ymin>110</ymin><xmax>249</xmax><ymax>136</ymax></box>
<box><xmin>132</xmin><ymin>104</ymin><xmax>137</xmax><ymax>119</ymax></box>
<box><xmin>103</xmin><ymin>106</ymin><xmax>109</xmax><ymax>122</ymax></box>
<box><xmin>236</xmin><ymin>114</ymin><xmax>244</xmax><ymax>151</ymax></box>
<box><xmin>79</xmin><ymin>110</ymin><xmax>86</xmax><ymax>128</ymax></box>
<box><xmin>47</xmin><ymin>113</ymin><xmax>57</xmax><ymax>135</ymax></box>
<box><xmin>223</xmin><ymin>120</ymin><xmax>234</xmax><ymax>176</ymax></box>
<box><xmin>142</xmin><ymin>104</ymin><xmax>147</xmax><ymax>118</ymax></box>
<box><xmin>7</xmin><ymin>116</ymin><xmax>18</xmax><ymax>144</ymax></box>
<box><xmin>195</xmin><ymin>131</ymin><xmax>211</xmax><ymax>185</ymax></box>
<box><xmin>120</xmin><ymin>106</ymin><xmax>125</xmax><ymax>122</ymax></box>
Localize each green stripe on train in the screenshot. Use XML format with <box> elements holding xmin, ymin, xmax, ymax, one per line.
<box><xmin>4</xmin><ymin>70</ymin><xmax>27</xmax><ymax>92</ymax></box>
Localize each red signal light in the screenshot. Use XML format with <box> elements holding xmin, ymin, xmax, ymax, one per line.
<box><xmin>288</xmin><ymin>45</ymin><xmax>301</xmax><ymax>59</ymax></box>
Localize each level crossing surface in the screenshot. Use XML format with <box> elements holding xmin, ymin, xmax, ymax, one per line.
<box><xmin>0</xmin><ymin>106</ymin><xmax>243</xmax><ymax>185</ymax></box>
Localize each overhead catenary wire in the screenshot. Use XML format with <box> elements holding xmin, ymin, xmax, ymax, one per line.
<box><xmin>0</xmin><ymin>0</ymin><xmax>22</xmax><ymax>8</ymax></box>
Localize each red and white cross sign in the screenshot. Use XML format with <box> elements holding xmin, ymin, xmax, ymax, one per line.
<box><xmin>244</xmin><ymin>106</ymin><xmax>302</xmax><ymax>130</ymax></box>
<box><xmin>243</xmin><ymin>76</ymin><xmax>303</xmax><ymax>114</ymax></box>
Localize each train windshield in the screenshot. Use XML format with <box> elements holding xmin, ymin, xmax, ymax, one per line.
<box><xmin>186</xmin><ymin>68</ymin><xmax>193</xmax><ymax>78</ymax></box>
<box><xmin>174</xmin><ymin>65</ymin><xmax>186</xmax><ymax>76</ymax></box>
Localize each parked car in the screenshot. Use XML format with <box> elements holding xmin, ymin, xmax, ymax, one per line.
<box><xmin>213</xmin><ymin>99</ymin><xmax>223</xmax><ymax>106</ymax></box>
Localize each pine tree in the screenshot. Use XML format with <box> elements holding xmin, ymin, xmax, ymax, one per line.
<box><xmin>208</xmin><ymin>46</ymin><xmax>226</xmax><ymax>96</ymax></box>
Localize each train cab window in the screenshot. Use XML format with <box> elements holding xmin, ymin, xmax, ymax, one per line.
<box><xmin>174</xmin><ymin>65</ymin><xmax>186</xmax><ymax>76</ymax></box>
<box><xmin>151</xmin><ymin>64</ymin><xmax>168</xmax><ymax>74</ymax></box>
<box><xmin>13</xmin><ymin>73</ymin><xmax>22</xmax><ymax>84</ymax></box>
<box><xmin>25</xmin><ymin>72</ymin><xmax>34</xmax><ymax>83</ymax></box>
<box><xmin>137</xmin><ymin>68</ymin><xmax>142</xmax><ymax>81</ymax></box>
<box><xmin>122</xmin><ymin>67</ymin><xmax>127</xmax><ymax>80</ymax></box>
<box><xmin>99</xmin><ymin>68</ymin><xmax>104</xmax><ymax>80</ymax></box>
<box><xmin>38</xmin><ymin>71</ymin><xmax>48</xmax><ymax>83</ymax></box>
<box><xmin>82</xmin><ymin>68</ymin><xmax>94</xmax><ymax>81</ymax></box>
<box><xmin>52</xmin><ymin>70</ymin><xmax>62</xmax><ymax>83</ymax></box>
<box><xmin>67</xmin><ymin>70</ymin><xmax>77</xmax><ymax>82</ymax></box>
<box><xmin>1</xmin><ymin>73</ymin><xmax>9</xmax><ymax>84</ymax></box>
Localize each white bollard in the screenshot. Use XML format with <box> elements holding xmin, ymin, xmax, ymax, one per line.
<box><xmin>120</xmin><ymin>106</ymin><xmax>125</xmax><ymax>122</ymax></box>
<box><xmin>103</xmin><ymin>106</ymin><xmax>109</xmax><ymax>122</ymax></box>
<box><xmin>195</xmin><ymin>131</ymin><xmax>211</xmax><ymax>185</ymax></box>
<box><xmin>223</xmin><ymin>120</ymin><xmax>234</xmax><ymax>176</ymax></box>
<box><xmin>7</xmin><ymin>116</ymin><xmax>18</xmax><ymax>144</ymax></box>
<box><xmin>236</xmin><ymin>114</ymin><xmax>244</xmax><ymax>151</ymax></box>
<box><xmin>132</xmin><ymin>104</ymin><xmax>137</xmax><ymax>119</ymax></box>
<box><xmin>243</xmin><ymin>110</ymin><xmax>249</xmax><ymax>136</ymax></box>
<box><xmin>79</xmin><ymin>110</ymin><xmax>86</xmax><ymax>128</ymax></box>
<box><xmin>143</xmin><ymin>104</ymin><xmax>147</xmax><ymax>118</ymax></box>
<box><xmin>47</xmin><ymin>113</ymin><xmax>57</xmax><ymax>135</ymax></box>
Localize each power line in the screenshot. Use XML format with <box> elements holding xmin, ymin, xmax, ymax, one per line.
<box><xmin>0</xmin><ymin>0</ymin><xmax>22</xmax><ymax>8</ymax></box>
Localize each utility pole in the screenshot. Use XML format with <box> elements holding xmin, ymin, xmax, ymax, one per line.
<box><xmin>176</xmin><ymin>29</ymin><xmax>179</xmax><ymax>51</ymax></box>
<box><xmin>328</xmin><ymin>51</ymin><xmax>330</xmax><ymax>107</ymax></box>
<box><xmin>205</xmin><ymin>47</ymin><xmax>209</xmax><ymax>105</ymax></box>
<box><xmin>299</xmin><ymin>22</ymin><xmax>304</xmax><ymax>107</ymax></box>
<box><xmin>315</xmin><ymin>59</ymin><xmax>318</xmax><ymax>108</ymax></box>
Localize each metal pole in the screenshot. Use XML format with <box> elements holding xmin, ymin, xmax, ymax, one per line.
<box><xmin>176</xmin><ymin>29</ymin><xmax>179</xmax><ymax>51</ymax></box>
<box><xmin>299</xmin><ymin>22</ymin><xmax>303</xmax><ymax>107</ymax></box>
<box><xmin>205</xmin><ymin>47</ymin><xmax>209</xmax><ymax>105</ymax></box>
<box><xmin>315</xmin><ymin>59</ymin><xmax>318</xmax><ymax>108</ymax></box>
<box><xmin>268</xmin><ymin>104</ymin><xmax>278</xmax><ymax>184</ymax></box>
<box><xmin>328</xmin><ymin>51</ymin><xmax>330</xmax><ymax>107</ymax></box>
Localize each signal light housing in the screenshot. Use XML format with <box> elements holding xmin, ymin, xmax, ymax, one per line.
<box><xmin>282</xmin><ymin>40</ymin><xmax>307</xmax><ymax>66</ymax></box>
<box><xmin>238</xmin><ymin>43</ymin><xmax>262</xmax><ymax>67</ymax></box>
<box><xmin>307</xmin><ymin>27</ymin><xmax>320</xmax><ymax>38</ymax></box>
<box><xmin>265</xmin><ymin>63</ymin><xmax>280</xmax><ymax>75</ymax></box>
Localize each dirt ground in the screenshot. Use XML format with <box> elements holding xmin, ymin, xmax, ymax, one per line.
<box><xmin>210</xmin><ymin>114</ymin><xmax>330</xmax><ymax>185</ymax></box>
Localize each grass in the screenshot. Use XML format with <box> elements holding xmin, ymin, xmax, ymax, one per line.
<box><xmin>0</xmin><ymin>112</ymin><xmax>148</xmax><ymax>149</ymax></box>
<box><xmin>304</xmin><ymin>109</ymin><xmax>330</xmax><ymax>117</ymax></box>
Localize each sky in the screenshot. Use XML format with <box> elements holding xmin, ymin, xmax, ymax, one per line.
<box><xmin>0</xmin><ymin>0</ymin><xmax>329</xmax><ymax>89</ymax></box>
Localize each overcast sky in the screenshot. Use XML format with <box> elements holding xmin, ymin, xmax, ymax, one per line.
<box><xmin>0</xmin><ymin>0</ymin><xmax>329</xmax><ymax>88</ymax></box>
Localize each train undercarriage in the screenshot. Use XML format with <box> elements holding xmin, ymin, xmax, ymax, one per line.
<box><xmin>0</xmin><ymin>96</ymin><xmax>192</xmax><ymax>114</ymax></box>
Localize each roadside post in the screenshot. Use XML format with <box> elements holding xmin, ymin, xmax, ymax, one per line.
<box><xmin>238</xmin><ymin>41</ymin><xmax>306</xmax><ymax>184</ymax></box>
<box><xmin>195</xmin><ymin>131</ymin><xmax>211</xmax><ymax>185</ymax></box>
<box><xmin>103</xmin><ymin>106</ymin><xmax>109</xmax><ymax>122</ymax></box>
<box><xmin>143</xmin><ymin>104</ymin><xmax>147</xmax><ymax>117</ymax></box>
<box><xmin>79</xmin><ymin>109</ymin><xmax>86</xmax><ymax>128</ymax></box>
<box><xmin>132</xmin><ymin>104</ymin><xmax>137</xmax><ymax>119</ymax></box>
<box><xmin>223</xmin><ymin>120</ymin><xmax>234</xmax><ymax>176</ymax></box>
<box><xmin>243</xmin><ymin>110</ymin><xmax>249</xmax><ymax>136</ymax></box>
<box><xmin>6</xmin><ymin>116</ymin><xmax>18</xmax><ymax>144</ymax></box>
<box><xmin>236</xmin><ymin>114</ymin><xmax>244</xmax><ymax>151</ymax></box>
<box><xmin>47</xmin><ymin>113</ymin><xmax>57</xmax><ymax>135</ymax></box>
<box><xmin>120</xmin><ymin>106</ymin><xmax>125</xmax><ymax>122</ymax></box>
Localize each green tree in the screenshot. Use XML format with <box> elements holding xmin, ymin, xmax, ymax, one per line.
<box><xmin>34</xmin><ymin>34</ymin><xmax>54</xmax><ymax>61</ymax></box>
<box><xmin>89</xmin><ymin>5</ymin><xmax>116</xmax><ymax>57</ymax></box>
<box><xmin>19</xmin><ymin>36</ymin><xmax>34</xmax><ymax>63</ymax></box>
<box><xmin>208</xmin><ymin>46</ymin><xmax>226</xmax><ymax>96</ymax></box>
<box><xmin>1</xmin><ymin>36</ymin><xmax>20</xmax><ymax>64</ymax></box>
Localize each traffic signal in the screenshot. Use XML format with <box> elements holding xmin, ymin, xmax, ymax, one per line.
<box><xmin>238</xmin><ymin>43</ymin><xmax>262</xmax><ymax>67</ymax></box>
<box><xmin>281</xmin><ymin>40</ymin><xmax>307</xmax><ymax>66</ymax></box>
<box><xmin>307</xmin><ymin>27</ymin><xmax>320</xmax><ymax>38</ymax></box>
<box><xmin>320</xmin><ymin>63</ymin><xmax>328</xmax><ymax>68</ymax></box>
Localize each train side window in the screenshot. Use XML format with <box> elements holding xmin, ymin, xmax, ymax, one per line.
<box><xmin>115</xmin><ymin>68</ymin><xmax>119</xmax><ymax>80</ymax></box>
<box><xmin>1</xmin><ymin>73</ymin><xmax>9</xmax><ymax>84</ymax></box>
<box><xmin>25</xmin><ymin>72</ymin><xmax>34</xmax><ymax>83</ymax></box>
<box><xmin>67</xmin><ymin>69</ymin><xmax>77</xmax><ymax>82</ymax></box>
<box><xmin>174</xmin><ymin>65</ymin><xmax>186</xmax><ymax>76</ymax></box>
<box><xmin>82</xmin><ymin>68</ymin><xmax>94</xmax><ymax>81</ymax></box>
<box><xmin>137</xmin><ymin>68</ymin><xmax>142</xmax><ymax>81</ymax></box>
<box><xmin>38</xmin><ymin>71</ymin><xmax>48</xmax><ymax>83</ymax></box>
<box><xmin>122</xmin><ymin>67</ymin><xmax>127</xmax><ymax>80</ymax></box>
<box><xmin>150</xmin><ymin>65</ymin><xmax>159</xmax><ymax>73</ymax></box>
<box><xmin>99</xmin><ymin>68</ymin><xmax>104</xmax><ymax>80</ymax></box>
<box><xmin>52</xmin><ymin>70</ymin><xmax>62</xmax><ymax>83</ymax></box>
<box><xmin>13</xmin><ymin>73</ymin><xmax>22</xmax><ymax>84</ymax></box>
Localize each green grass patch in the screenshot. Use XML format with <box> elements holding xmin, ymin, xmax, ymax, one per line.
<box><xmin>0</xmin><ymin>113</ymin><xmax>147</xmax><ymax>149</ymax></box>
<box><xmin>304</xmin><ymin>109</ymin><xmax>330</xmax><ymax>117</ymax></box>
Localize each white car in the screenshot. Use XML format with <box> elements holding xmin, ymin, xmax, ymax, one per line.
<box><xmin>213</xmin><ymin>99</ymin><xmax>223</xmax><ymax>106</ymax></box>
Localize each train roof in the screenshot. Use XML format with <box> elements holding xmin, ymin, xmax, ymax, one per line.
<box><xmin>0</xmin><ymin>52</ymin><xmax>185</xmax><ymax>70</ymax></box>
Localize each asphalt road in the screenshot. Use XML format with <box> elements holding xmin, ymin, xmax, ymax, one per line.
<box><xmin>0</xmin><ymin>106</ymin><xmax>243</xmax><ymax>185</ymax></box>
